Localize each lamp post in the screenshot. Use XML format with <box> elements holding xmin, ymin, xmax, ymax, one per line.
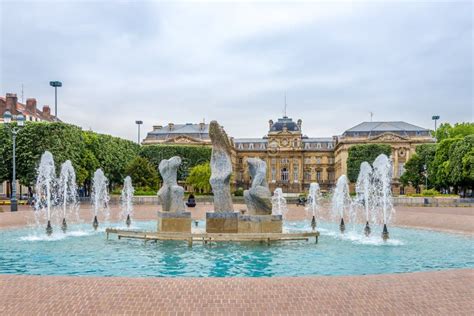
<box><xmin>432</xmin><ymin>115</ymin><xmax>440</xmax><ymax>140</ymax></box>
<box><xmin>135</xmin><ymin>120</ymin><xmax>143</xmax><ymax>144</ymax></box>
<box><xmin>3</xmin><ymin>111</ymin><xmax>25</xmax><ymax>212</ymax></box>
<box><xmin>49</xmin><ymin>81</ymin><xmax>62</xmax><ymax>118</ymax></box>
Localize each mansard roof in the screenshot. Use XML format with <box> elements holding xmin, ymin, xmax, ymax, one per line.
<box><xmin>147</xmin><ymin>123</ymin><xmax>210</xmax><ymax>141</ymax></box>
<box><xmin>269</xmin><ymin>116</ymin><xmax>300</xmax><ymax>132</ymax></box>
<box><xmin>344</xmin><ymin>121</ymin><xmax>429</xmax><ymax>134</ymax></box>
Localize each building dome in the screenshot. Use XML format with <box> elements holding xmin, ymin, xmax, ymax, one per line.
<box><xmin>269</xmin><ymin>116</ymin><xmax>300</xmax><ymax>132</ymax></box>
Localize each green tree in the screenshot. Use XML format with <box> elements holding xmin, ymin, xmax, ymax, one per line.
<box><xmin>400</xmin><ymin>154</ymin><xmax>424</xmax><ymax>189</ymax></box>
<box><xmin>140</xmin><ymin>145</ymin><xmax>211</xmax><ymax>181</ymax></box>
<box><xmin>347</xmin><ymin>144</ymin><xmax>392</xmax><ymax>182</ymax></box>
<box><xmin>186</xmin><ymin>162</ymin><xmax>211</xmax><ymax>193</ymax></box>
<box><xmin>433</xmin><ymin>122</ymin><xmax>474</xmax><ymax>142</ymax></box>
<box><xmin>124</xmin><ymin>156</ymin><xmax>159</xmax><ymax>190</ymax></box>
<box><xmin>446</xmin><ymin>135</ymin><xmax>473</xmax><ymax>195</ymax></box>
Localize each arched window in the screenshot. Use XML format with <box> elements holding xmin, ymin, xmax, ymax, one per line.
<box><xmin>281</xmin><ymin>168</ymin><xmax>289</xmax><ymax>182</ymax></box>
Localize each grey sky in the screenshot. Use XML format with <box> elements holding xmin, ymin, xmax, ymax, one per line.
<box><xmin>1</xmin><ymin>0</ymin><xmax>472</xmax><ymax>141</ymax></box>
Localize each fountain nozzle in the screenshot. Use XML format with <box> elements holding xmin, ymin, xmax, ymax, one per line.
<box><xmin>364</xmin><ymin>221</ymin><xmax>371</xmax><ymax>237</ymax></box>
<box><xmin>382</xmin><ymin>224</ymin><xmax>389</xmax><ymax>241</ymax></box>
<box><xmin>339</xmin><ymin>218</ymin><xmax>345</xmax><ymax>233</ymax></box>
<box><xmin>93</xmin><ymin>216</ymin><xmax>99</xmax><ymax>230</ymax></box>
<box><xmin>126</xmin><ymin>214</ymin><xmax>131</xmax><ymax>227</ymax></box>
<box><xmin>61</xmin><ymin>218</ymin><xmax>67</xmax><ymax>233</ymax></box>
<box><xmin>194</xmin><ymin>220</ymin><xmax>199</xmax><ymax>227</ymax></box>
<box><xmin>46</xmin><ymin>220</ymin><xmax>53</xmax><ymax>236</ymax></box>
<box><xmin>311</xmin><ymin>216</ymin><xmax>316</xmax><ymax>231</ymax></box>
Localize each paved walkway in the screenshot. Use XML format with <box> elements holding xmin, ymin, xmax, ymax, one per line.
<box><xmin>1</xmin><ymin>269</ymin><xmax>473</xmax><ymax>315</ymax></box>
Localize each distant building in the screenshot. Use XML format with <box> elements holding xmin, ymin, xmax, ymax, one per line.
<box><xmin>144</xmin><ymin>117</ymin><xmax>434</xmax><ymax>194</ymax></box>
<box><xmin>0</xmin><ymin>93</ymin><xmax>58</xmax><ymax>123</ymax></box>
<box><xmin>142</xmin><ymin>122</ymin><xmax>210</xmax><ymax>145</ymax></box>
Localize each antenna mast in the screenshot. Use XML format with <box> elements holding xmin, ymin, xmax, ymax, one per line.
<box><xmin>284</xmin><ymin>93</ymin><xmax>287</xmax><ymax>117</ymax></box>
<box><xmin>21</xmin><ymin>84</ymin><xmax>24</xmax><ymax>103</ymax></box>
<box><xmin>370</xmin><ymin>111</ymin><xmax>374</xmax><ymax>122</ymax></box>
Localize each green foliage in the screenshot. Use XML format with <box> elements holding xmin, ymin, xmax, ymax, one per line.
<box><xmin>400</xmin><ymin>144</ymin><xmax>436</xmax><ymax>189</ymax></box>
<box><xmin>420</xmin><ymin>189</ymin><xmax>440</xmax><ymax>196</ymax></box>
<box><xmin>233</xmin><ymin>187</ymin><xmax>244</xmax><ymax>197</ymax></box>
<box><xmin>140</xmin><ymin>145</ymin><xmax>211</xmax><ymax>181</ymax></box>
<box><xmin>347</xmin><ymin>144</ymin><xmax>392</xmax><ymax>182</ymax></box>
<box><xmin>433</xmin><ymin>122</ymin><xmax>474</xmax><ymax>142</ymax></box>
<box><xmin>124</xmin><ymin>156</ymin><xmax>159</xmax><ymax>190</ymax></box>
<box><xmin>186</xmin><ymin>162</ymin><xmax>211</xmax><ymax>193</ymax></box>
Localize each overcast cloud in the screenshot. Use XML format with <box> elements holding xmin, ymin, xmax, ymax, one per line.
<box><xmin>1</xmin><ymin>0</ymin><xmax>472</xmax><ymax>141</ymax></box>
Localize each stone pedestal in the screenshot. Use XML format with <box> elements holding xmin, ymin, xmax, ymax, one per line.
<box><xmin>237</xmin><ymin>214</ymin><xmax>283</xmax><ymax>233</ymax></box>
<box><xmin>157</xmin><ymin>211</ymin><xmax>191</xmax><ymax>233</ymax></box>
<box><xmin>206</xmin><ymin>212</ymin><xmax>239</xmax><ymax>233</ymax></box>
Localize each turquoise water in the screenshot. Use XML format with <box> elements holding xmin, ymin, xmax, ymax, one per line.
<box><xmin>0</xmin><ymin>220</ymin><xmax>472</xmax><ymax>277</ymax></box>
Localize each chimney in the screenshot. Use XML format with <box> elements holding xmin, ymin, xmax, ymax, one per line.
<box><xmin>6</xmin><ymin>93</ymin><xmax>18</xmax><ymax>114</ymax></box>
<box><xmin>268</xmin><ymin>119</ymin><xmax>273</xmax><ymax>130</ymax></box>
<box><xmin>153</xmin><ymin>125</ymin><xmax>163</xmax><ymax>131</ymax></box>
<box><xmin>26</xmin><ymin>98</ymin><xmax>37</xmax><ymax>113</ymax></box>
<box><xmin>168</xmin><ymin>123</ymin><xmax>174</xmax><ymax>130</ymax></box>
<box><xmin>199</xmin><ymin>122</ymin><xmax>205</xmax><ymax>131</ymax></box>
<box><xmin>297</xmin><ymin>119</ymin><xmax>302</xmax><ymax>131</ymax></box>
<box><xmin>42</xmin><ymin>105</ymin><xmax>51</xmax><ymax>119</ymax></box>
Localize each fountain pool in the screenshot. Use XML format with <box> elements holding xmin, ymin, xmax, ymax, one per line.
<box><xmin>1</xmin><ymin>220</ymin><xmax>472</xmax><ymax>277</ymax></box>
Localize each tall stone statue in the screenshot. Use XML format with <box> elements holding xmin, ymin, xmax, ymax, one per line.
<box><xmin>244</xmin><ymin>158</ymin><xmax>272</xmax><ymax>215</ymax></box>
<box><xmin>209</xmin><ymin>120</ymin><xmax>234</xmax><ymax>212</ymax></box>
<box><xmin>157</xmin><ymin>156</ymin><xmax>185</xmax><ymax>213</ymax></box>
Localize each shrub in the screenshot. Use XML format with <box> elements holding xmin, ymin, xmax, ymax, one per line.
<box><xmin>234</xmin><ymin>187</ymin><xmax>244</xmax><ymax>196</ymax></box>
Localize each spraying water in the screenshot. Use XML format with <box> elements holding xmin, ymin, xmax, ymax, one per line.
<box><xmin>271</xmin><ymin>188</ymin><xmax>288</xmax><ymax>217</ymax></box>
<box><xmin>372</xmin><ymin>154</ymin><xmax>394</xmax><ymax>240</ymax></box>
<box><xmin>331</xmin><ymin>175</ymin><xmax>352</xmax><ymax>233</ymax></box>
<box><xmin>58</xmin><ymin>160</ymin><xmax>78</xmax><ymax>233</ymax></box>
<box><xmin>356</xmin><ymin>162</ymin><xmax>373</xmax><ymax>236</ymax></box>
<box><xmin>35</xmin><ymin>151</ymin><xmax>56</xmax><ymax>235</ymax></box>
<box><xmin>91</xmin><ymin>169</ymin><xmax>109</xmax><ymax>230</ymax></box>
<box><xmin>305</xmin><ymin>183</ymin><xmax>321</xmax><ymax>230</ymax></box>
<box><xmin>121</xmin><ymin>176</ymin><xmax>134</xmax><ymax>227</ymax></box>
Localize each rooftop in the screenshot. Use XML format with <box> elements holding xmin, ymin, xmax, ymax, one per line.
<box><xmin>344</xmin><ymin>121</ymin><xmax>429</xmax><ymax>134</ymax></box>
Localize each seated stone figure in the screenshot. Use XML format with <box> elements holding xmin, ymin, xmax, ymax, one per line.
<box><xmin>157</xmin><ymin>156</ymin><xmax>185</xmax><ymax>213</ymax></box>
<box><xmin>244</xmin><ymin>158</ymin><xmax>272</xmax><ymax>215</ymax></box>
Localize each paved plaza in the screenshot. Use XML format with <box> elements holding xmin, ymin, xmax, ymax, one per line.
<box><xmin>1</xmin><ymin>204</ymin><xmax>473</xmax><ymax>315</ymax></box>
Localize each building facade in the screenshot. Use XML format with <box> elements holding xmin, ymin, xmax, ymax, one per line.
<box><xmin>1</xmin><ymin>93</ymin><xmax>58</xmax><ymax>198</ymax></box>
<box><xmin>145</xmin><ymin>117</ymin><xmax>434</xmax><ymax>194</ymax></box>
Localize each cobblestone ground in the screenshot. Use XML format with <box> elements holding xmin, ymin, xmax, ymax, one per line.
<box><xmin>1</xmin><ymin>205</ymin><xmax>473</xmax><ymax>315</ymax></box>
<box><xmin>1</xmin><ymin>270</ymin><xmax>473</xmax><ymax>315</ymax></box>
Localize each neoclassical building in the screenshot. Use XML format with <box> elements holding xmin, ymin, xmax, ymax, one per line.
<box><xmin>143</xmin><ymin>117</ymin><xmax>434</xmax><ymax>194</ymax></box>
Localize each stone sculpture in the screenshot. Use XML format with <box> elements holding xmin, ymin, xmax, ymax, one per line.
<box><xmin>244</xmin><ymin>158</ymin><xmax>272</xmax><ymax>215</ymax></box>
<box><xmin>157</xmin><ymin>156</ymin><xmax>185</xmax><ymax>212</ymax></box>
<box><xmin>209</xmin><ymin>120</ymin><xmax>234</xmax><ymax>212</ymax></box>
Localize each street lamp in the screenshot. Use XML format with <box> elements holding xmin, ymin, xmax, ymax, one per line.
<box><xmin>432</xmin><ymin>115</ymin><xmax>440</xmax><ymax>133</ymax></box>
<box><xmin>135</xmin><ymin>120</ymin><xmax>143</xmax><ymax>144</ymax></box>
<box><xmin>3</xmin><ymin>111</ymin><xmax>25</xmax><ymax>212</ymax></box>
<box><xmin>49</xmin><ymin>81</ymin><xmax>62</xmax><ymax>118</ymax></box>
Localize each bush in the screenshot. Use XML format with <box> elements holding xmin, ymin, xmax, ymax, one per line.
<box><xmin>125</xmin><ymin>157</ymin><xmax>160</xmax><ymax>190</ymax></box>
<box><xmin>421</xmin><ymin>189</ymin><xmax>440</xmax><ymax>196</ymax></box>
<box><xmin>234</xmin><ymin>187</ymin><xmax>244</xmax><ymax>196</ymax></box>
<box><xmin>346</xmin><ymin>144</ymin><xmax>392</xmax><ymax>182</ymax></box>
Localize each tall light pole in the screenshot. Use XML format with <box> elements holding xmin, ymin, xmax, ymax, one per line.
<box><xmin>432</xmin><ymin>115</ymin><xmax>440</xmax><ymax>138</ymax></box>
<box><xmin>3</xmin><ymin>111</ymin><xmax>25</xmax><ymax>212</ymax></box>
<box><xmin>49</xmin><ymin>81</ymin><xmax>62</xmax><ymax>118</ymax></box>
<box><xmin>135</xmin><ymin>120</ymin><xmax>143</xmax><ymax>144</ymax></box>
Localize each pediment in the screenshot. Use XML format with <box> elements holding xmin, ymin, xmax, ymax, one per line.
<box><xmin>369</xmin><ymin>132</ymin><xmax>408</xmax><ymax>142</ymax></box>
<box><xmin>165</xmin><ymin>135</ymin><xmax>205</xmax><ymax>144</ymax></box>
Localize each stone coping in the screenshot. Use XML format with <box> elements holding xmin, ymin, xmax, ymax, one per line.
<box><xmin>238</xmin><ymin>214</ymin><xmax>283</xmax><ymax>222</ymax></box>
<box><xmin>156</xmin><ymin>211</ymin><xmax>191</xmax><ymax>218</ymax></box>
<box><xmin>206</xmin><ymin>211</ymin><xmax>239</xmax><ymax>219</ymax></box>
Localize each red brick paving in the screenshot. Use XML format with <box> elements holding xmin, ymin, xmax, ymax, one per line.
<box><xmin>1</xmin><ymin>269</ymin><xmax>473</xmax><ymax>315</ymax></box>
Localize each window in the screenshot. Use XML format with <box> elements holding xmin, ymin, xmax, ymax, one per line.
<box><xmin>316</xmin><ymin>157</ymin><xmax>321</xmax><ymax>164</ymax></box>
<box><xmin>281</xmin><ymin>168</ymin><xmax>289</xmax><ymax>182</ymax></box>
<box><xmin>249</xmin><ymin>143</ymin><xmax>254</xmax><ymax>149</ymax></box>
<box><xmin>281</xmin><ymin>158</ymin><xmax>289</xmax><ymax>164</ymax></box>
<box><xmin>328</xmin><ymin>171</ymin><xmax>335</xmax><ymax>181</ymax></box>
<box><xmin>293</xmin><ymin>140</ymin><xmax>298</xmax><ymax>147</ymax></box>
<box><xmin>316</xmin><ymin>143</ymin><xmax>321</xmax><ymax>149</ymax></box>
<box><xmin>304</xmin><ymin>143</ymin><xmax>311</xmax><ymax>149</ymax></box>
<box><xmin>271</xmin><ymin>166</ymin><xmax>276</xmax><ymax>182</ymax></box>
<box><xmin>259</xmin><ymin>143</ymin><xmax>266</xmax><ymax>150</ymax></box>
<box><xmin>316</xmin><ymin>171</ymin><xmax>321</xmax><ymax>182</ymax></box>
<box><xmin>304</xmin><ymin>170</ymin><xmax>311</xmax><ymax>181</ymax></box>
<box><xmin>328</xmin><ymin>158</ymin><xmax>334</xmax><ymax>164</ymax></box>
<box><xmin>293</xmin><ymin>165</ymin><xmax>299</xmax><ymax>183</ymax></box>
<box><xmin>398</xmin><ymin>163</ymin><xmax>405</xmax><ymax>177</ymax></box>
<box><xmin>328</xmin><ymin>143</ymin><xmax>334</xmax><ymax>149</ymax></box>
<box><xmin>238</xmin><ymin>143</ymin><xmax>243</xmax><ymax>149</ymax></box>
<box><xmin>400</xmin><ymin>187</ymin><xmax>405</xmax><ymax>195</ymax></box>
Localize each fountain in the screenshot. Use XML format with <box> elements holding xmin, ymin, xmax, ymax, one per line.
<box><xmin>35</xmin><ymin>151</ymin><xmax>56</xmax><ymax>236</ymax></box>
<box><xmin>58</xmin><ymin>160</ymin><xmax>78</xmax><ymax>233</ymax></box>
<box><xmin>372</xmin><ymin>154</ymin><xmax>394</xmax><ymax>240</ymax></box>
<box><xmin>121</xmin><ymin>176</ymin><xmax>134</xmax><ymax>228</ymax></box>
<box><xmin>91</xmin><ymin>169</ymin><xmax>109</xmax><ymax>230</ymax></box>
<box><xmin>356</xmin><ymin>162</ymin><xmax>373</xmax><ymax>236</ymax></box>
<box><xmin>331</xmin><ymin>175</ymin><xmax>352</xmax><ymax>233</ymax></box>
<box><xmin>271</xmin><ymin>188</ymin><xmax>288</xmax><ymax>217</ymax></box>
<box><xmin>306</xmin><ymin>183</ymin><xmax>321</xmax><ymax>231</ymax></box>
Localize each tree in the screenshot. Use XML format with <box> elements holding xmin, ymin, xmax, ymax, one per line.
<box><xmin>347</xmin><ymin>144</ymin><xmax>392</xmax><ymax>182</ymax></box>
<box><xmin>446</xmin><ymin>135</ymin><xmax>473</xmax><ymax>195</ymax></box>
<box><xmin>186</xmin><ymin>162</ymin><xmax>211</xmax><ymax>193</ymax></box>
<box><xmin>140</xmin><ymin>145</ymin><xmax>211</xmax><ymax>181</ymax></box>
<box><xmin>400</xmin><ymin>154</ymin><xmax>424</xmax><ymax>189</ymax></box>
<box><xmin>433</xmin><ymin>122</ymin><xmax>474</xmax><ymax>142</ymax></box>
<box><xmin>124</xmin><ymin>156</ymin><xmax>159</xmax><ymax>190</ymax></box>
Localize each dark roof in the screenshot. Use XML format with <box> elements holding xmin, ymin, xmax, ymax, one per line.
<box><xmin>146</xmin><ymin>123</ymin><xmax>209</xmax><ymax>141</ymax></box>
<box><xmin>269</xmin><ymin>116</ymin><xmax>300</xmax><ymax>132</ymax></box>
<box><xmin>344</xmin><ymin>121</ymin><xmax>429</xmax><ymax>134</ymax></box>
